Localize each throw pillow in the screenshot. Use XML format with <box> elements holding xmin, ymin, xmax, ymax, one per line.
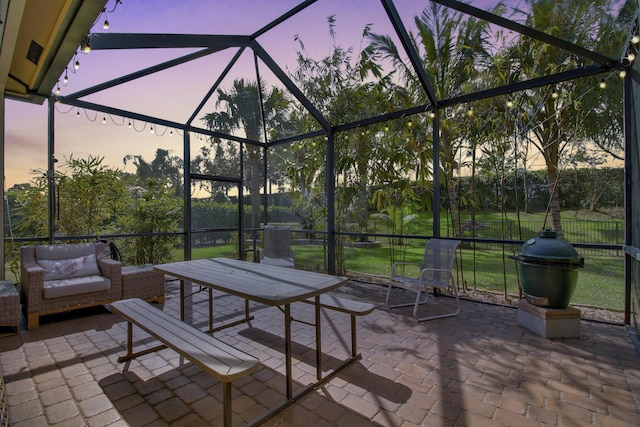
<box><xmin>38</xmin><ymin>254</ymin><xmax>101</xmax><ymax>281</ymax></box>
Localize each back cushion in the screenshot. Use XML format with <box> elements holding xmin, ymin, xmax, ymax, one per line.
<box><xmin>36</xmin><ymin>244</ymin><xmax>101</xmax><ymax>281</ymax></box>
<box><xmin>263</xmin><ymin>226</ymin><xmax>292</xmax><ymax>258</ymax></box>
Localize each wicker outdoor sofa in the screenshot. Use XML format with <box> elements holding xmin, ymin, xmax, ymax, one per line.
<box><xmin>20</xmin><ymin>242</ymin><xmax>122</xmax><ymax>329</ymax></box>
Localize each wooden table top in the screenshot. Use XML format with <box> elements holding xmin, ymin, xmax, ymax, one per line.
<box><xmin>154</xmin><ymin>258</ymin><xmax>348</xmax><ymax>306</ymax></box>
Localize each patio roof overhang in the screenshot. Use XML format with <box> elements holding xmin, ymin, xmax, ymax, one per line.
<box><xmin>0</xmin><ymin>0</ymin><xmax>107</xmax><ymax>104</ymax></box>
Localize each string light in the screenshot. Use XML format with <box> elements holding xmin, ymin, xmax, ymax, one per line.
<box><xmin>599</xmin><ymin>79</ymin><xmax>607</xmax><ymax>89</ymax></box>
<box><xmin>384</xmin><ymin>125</ymin><xmax>389</xmax><ymax>132</ymax></box>
<box><xmin>81</xmin><ymin>37</ymin><xmax>91</xmax><ymax>54</ymax></box>
<box><xmin>551</xmin><ymin>88</ymin><xmax>558</xmax><ymax>99</ymax></box>
<box><xmin>632</xmin><ymin>35</ymin><xmax>640</xmax><ymax>44</ymax></box>
<box><xmin>76</xmin><ymin>110</ymin><xmax>80</xmax><ymax>118</ymax></box>
<box><xmin>150</xmin><ymin>126</ymin><xmax>154</xmax><ymax>134</ymax></box>
<box><xmin>57</xmin><ymin>2</ymin><xmax>123</xmax><ymax>95</ymax></box>
<box><xmin>507</xmin><ymin>100</ymin><xmax>514</xmax><ymax>108</ymax></box>
<box><xmin>628</xmin><ymin>52</ymin><xmax>636</xmax><ymax>62</ymax></box>
<box><xmin>620</xmin><ymin>69</ymin><xmax>627</xmax><ymax>78</ymax></box>
<box><xmin>406</xmin><ymin>120</ymin><xmax>413</xmax><ymax>128</ymax></box>
<box><xmin>100</xmin><ymin>0</ymin><xmax>122</xmax><ymax>30</ymax></box>
<box><xmin>102</xmin><ymin>117</ymin><xmax>107</xmax><ymax>124</ymax></box>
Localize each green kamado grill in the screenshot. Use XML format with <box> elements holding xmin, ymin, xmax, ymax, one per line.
<box><xmin>510</xmin><ymin>229</ymin><xmax>584</xmax><ymax>309</ymax></box>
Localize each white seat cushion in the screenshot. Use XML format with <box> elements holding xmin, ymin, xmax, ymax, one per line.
<box><xmin>43</xmin><ymin>275</ymin><xmax>111</xmax><ymax>299</ymax></box>
<box><xmin>260</xmin><ymin>256</ymin><xmax>294</xmax><ymax>268</ymax></box>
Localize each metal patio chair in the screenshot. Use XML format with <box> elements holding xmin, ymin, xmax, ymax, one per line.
<box><xmin>259</xmin><ymin>225</ymin><xmax>295</xmax><ymax>268</ymax></box>
<box><xmin>386</xmin><ymin>238</ymin><xmax>462</xmax><ymax>321</ymax></box>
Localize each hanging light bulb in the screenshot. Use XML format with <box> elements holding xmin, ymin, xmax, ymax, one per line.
<box><xmin>150</xmin><ymin>126</ymin><xmax>154</xmax><ymax>134</ymax></box>
<box><xmin>406</xmin><ymin>120</ymin><xmax>413</xmax><ymax>128</ymax></box>
<box><xmin>506</xmin><ymin>100</ymin><xmax>514</xmax><ymax>108</ymax></box>
<box><xmin>102</xmin><ymin>117</ymin><xmax>107</xmax><ymax>124</ymax></box>
<box><xmin>628</xmin><ymin>52</ymin><xmax>636</xmax><ymax>62</ymax></box>
<box><xmin>599</xmin><ymin>79</ymin><xmax>607</xmax><ymax>89</ymax></box>
<box><xmin>384</xmin><ymin>125</ymin><xmax>389</xmax><ymax>132</ymax></box>
<box><xmin>81</xmin><ymin>37</ymin><xmax>91</xmax><ymax>54</ymax></box>
<box><xmin>56</xmin><ymin>85</ymin><xmax>61</xmax><ymax>95</ymax></box>
<box><xmin>429</xmin><ymin>112</ymin><xmax>435</xmax><ymax>118</ymax></box>
<box><xmin>169</xmin><ymin>130</ymin><xmax>173</xmax><ymax>136</ymax></box>
<box><xmin>63</xmin><ymin>71</ymin><xmax>68</xmax><ymax>85</ymax></box>
<box><xmin>103</xmin><ymin>19</ymin><xmax>110</xmax><ymax>30</ymax></box>
<box><xmin>620</xmin><ymin>69</ymin><xmax>627</xmax><ymax>78</ymax></box>
<box><xmin>76</xmin><ymin>110</ymin><xmax>80</xmax><ymax>118</ymax></box>
<box><xmin>128</xmin><ymin>121</ymin><xmax>132</xmax><ymax>128</ymax></box>
<box><xmin>74</xmin><ymin>59</ymin><xmax>80</xmax><ymax>70</ymax></box>
<box><xmin>467</xmin><ymin>108</ymin><xmax>474</xmax><ymax>117</ymax></box>
<box><xmin>551</xmin><ymin>87</ymin><xmax>558</xmax><ymax>98</ymax></box>
<box><xmin>632</xmin><ymin>35</ymin><xmax>640</xmax><ymax>44</ymax></box>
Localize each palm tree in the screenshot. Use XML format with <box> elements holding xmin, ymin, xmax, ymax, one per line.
<box><xmin>289</xmin><ymin>19</ymin><xmax>395</xmax><ymax>245</ymax></box>
<box><xmin>511</xmin><ymin>0</ymin><xmax>627</xmax><ymax>237</ymax></box>
<box><xmin>202</xmin><ymin>78</ymin><xmax>290</xmax><ymax>230</ymax></box>
<box><xmin>367</xmin><ymin>3</ymin><xmax>498</xmax><ymax>238</ymax></box>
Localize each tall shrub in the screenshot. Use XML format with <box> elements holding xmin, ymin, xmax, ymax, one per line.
<box><xmin>117</xmin><ymin>178</ymin><xmax>182</xmax><ymax>265</ymax></box>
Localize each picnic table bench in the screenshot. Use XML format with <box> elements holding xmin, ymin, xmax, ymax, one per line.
<box><xmin>111</xmin><ymin>298</ymin><xmax>260</xmax><ymax>427</ymax></box>
<box><xmin>300</xmin><ymin>294</ymin><xmax>374</xmax><ymax>359</ymax></box>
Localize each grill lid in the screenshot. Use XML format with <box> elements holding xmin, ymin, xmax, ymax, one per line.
<box><xmin>510</xmin><ymin>229</ymin><xmax>584</xmax><ymax>268</ymax></box>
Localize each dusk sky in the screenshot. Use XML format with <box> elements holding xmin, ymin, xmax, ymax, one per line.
<box><xmin>3</xmin><ymin>0</ymin><xmax>560</xmax><ymax>188</ymax></box>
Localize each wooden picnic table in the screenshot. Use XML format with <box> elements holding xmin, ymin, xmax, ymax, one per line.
<box><xmin>154</xmin><ymin>258</ymin><xmax>355</xmax><ymax>426</ymax></box>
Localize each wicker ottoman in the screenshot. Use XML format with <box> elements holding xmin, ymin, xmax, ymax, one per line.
<box><xmin>0</xmin><ymin>280</ymin><xmax>20</xmax><ymax>330</ymax></box>
<box><xmin>121</xmin><ymin>265</ymin><xmax>165</xmax><ymax>303</ymax></box>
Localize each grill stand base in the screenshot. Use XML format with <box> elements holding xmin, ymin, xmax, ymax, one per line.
<box><xmin>517</xmin><ymin>299</ymin><xmax>581</xmax><ymax>338</ymax></box>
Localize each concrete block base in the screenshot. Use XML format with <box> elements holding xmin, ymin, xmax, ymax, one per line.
<box><xmin>517</xmin><ymin>299</ymin><xmax>581</xmax><ymax>338</ymax></box>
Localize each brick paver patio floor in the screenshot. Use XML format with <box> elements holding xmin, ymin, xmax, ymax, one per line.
<box><xmin>1</xmin><ymin>278</ymin><xmax>639</xmax><ymax>426</ymax></box>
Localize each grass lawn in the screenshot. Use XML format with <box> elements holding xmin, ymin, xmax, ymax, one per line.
<box><xmin>180</xmin><ymin>241</ymin><xmax>625</xmax><ymax>312</ymax></box>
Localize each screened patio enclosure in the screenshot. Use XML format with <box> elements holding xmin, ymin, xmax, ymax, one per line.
<box><xmin>22</xmin><ymin>0</ymin><xmax>640</xmax><ymax>333</ymax></box>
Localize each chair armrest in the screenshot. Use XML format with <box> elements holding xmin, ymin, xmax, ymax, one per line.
<box><xmin>98</xmin><ymin>258</ymin><xmax>122</xmax><ymax>286</ymax></box>
<box><xmin>20</xmin><ymin>246</ymin><xmax>44</xmax><ymax>285</ymax></box>
<box><xmin>390</xmin><ymin>262</ymin><xmax>419</xmax><ymax>277</ymax></box>
<box><xmin>21</xmin><ymin>262</ymin><xmax>45</xmax><ymax>283</ymax></box>
<box><xmin>21</xmin><ymin>254</ymin><xmax>45</xmax><ymax>306</ymax></box>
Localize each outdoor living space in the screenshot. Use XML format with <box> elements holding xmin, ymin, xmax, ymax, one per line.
<box><xmin>0</xmin><ymin>278</ymin><xmax>638</xmax><ymax>427</ymax></box>
<box><xmin>2</xmin><ymin>1</ymin><xmax>640</xmax><ymax>426</ymax></box>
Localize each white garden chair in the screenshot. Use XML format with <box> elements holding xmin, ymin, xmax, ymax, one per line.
<box><xmin>387</xmin><ymin>238</ymin><xmax>462</xmax><ymax>321</ymax></box>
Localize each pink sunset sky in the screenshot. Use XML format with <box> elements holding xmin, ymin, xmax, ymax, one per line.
<box><xmin>4</xmin><ymin>0</ymin><xmax>537</xmax><ymax>188</ymax></box>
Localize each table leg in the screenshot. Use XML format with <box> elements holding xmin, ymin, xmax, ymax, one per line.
<box><xmin>315</xmin><ymin>295</ymin><xmax>322</xmax><ymax>381</ymax></box>
<box><xmin>284</xmin><ymin>303</ymin><xmax>292</xmax><ymax>400</ymax></box>
<box><xmin>208</xmin><ymin>288</ymin><xmax>213</xmax><ymax>331</ymax></box>
<box><xmin>179</xmin><ymin>279</ymin><xmax>185</xmax><ymax>321</ymax></box>
<box><xmin>245</xmin><ymin>299</ymin><xmax>252</xmax><ymax>327</ymax></box>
